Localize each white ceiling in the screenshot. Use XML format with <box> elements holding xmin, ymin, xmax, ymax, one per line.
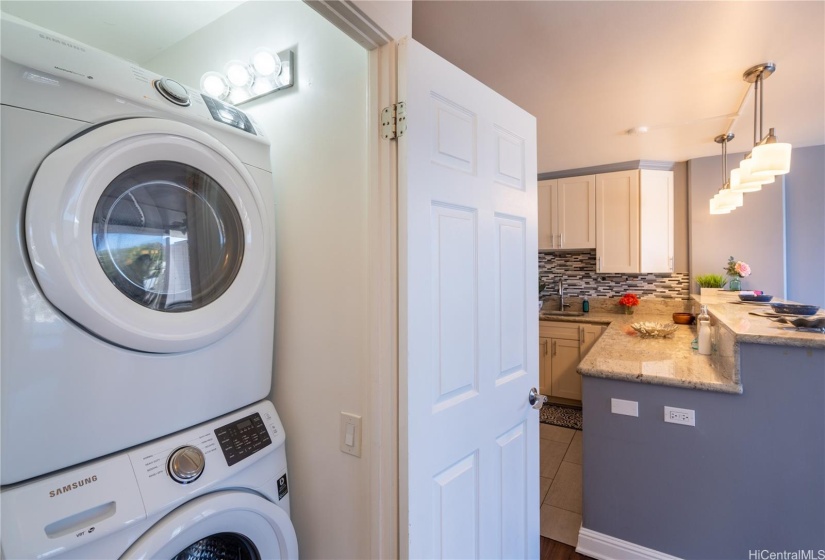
<box><xmin>412</xmin><ymin>1</ymin><xmax>825</xmax><ymax>172</ymax></box>
<box><xmin>0</xmin><ymin>1</ymin><xmax>245</xmax><ymax>64</ymax></box>
<box><xmin>3</xmin><ymin>1</ymin><xmax>822</xmax><ymax>174</ymax></box>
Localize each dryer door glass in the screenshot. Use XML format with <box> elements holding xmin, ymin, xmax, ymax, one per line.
<box><xmin>92</xmin><ymin>161</ymin><xmax>244</xmax><ymax>312</ymax></box>
<box><xmin>173</xmin><ymin>532</ymin><xmax>259</xmax><ymax>560</ymax></box>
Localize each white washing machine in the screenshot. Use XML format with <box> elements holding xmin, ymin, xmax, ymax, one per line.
<box><xmin>1</xmin><ymin>15</ymin><xmax>277</xmax><ymax>485</ymax></box>
<box><xmin>1</xmin><ymin>400</ymin><xmax>299</xmax><ymax>559</ymax></box>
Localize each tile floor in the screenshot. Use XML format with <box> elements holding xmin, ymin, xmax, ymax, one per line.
<box><xmin>539</xmin><ymin>423</ymin><xmax>582</xmax><ymax>548</ymax></box>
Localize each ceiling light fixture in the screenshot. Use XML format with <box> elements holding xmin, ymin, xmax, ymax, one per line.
<box><xmin>728</xmin><ymin>62</ymin><xmax>791</xmax><ymax>188</ymax></box>
<box><xmin>199</xmin><ymin>48</ymin><xmax>295</xmax><ymax>105</ymax></box>
<box><xmin>710</xmin><ymin>133</ymin><xmax>743</xmax><ymax>215</ymax></box>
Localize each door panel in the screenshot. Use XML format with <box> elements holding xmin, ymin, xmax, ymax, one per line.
<box><xmin>399</xmin><ymin>37</ymin><xmax>538</xmax><ymax>559</ymax></box>
<box><xmin>596</xmin><ymin>170</ymin><xmax>639</xmax><ymax>273</ymax></box>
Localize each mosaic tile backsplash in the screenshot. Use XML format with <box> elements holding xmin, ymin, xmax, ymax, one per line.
<box><xmin>539</xmin><ymin>250</ymin><xmax>690</xmax><ymax>300</ymax></box>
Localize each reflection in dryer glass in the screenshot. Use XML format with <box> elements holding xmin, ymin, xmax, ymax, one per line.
<box><xmin>92</xmin><ymin>161</ymin><xmax>244</xmax><ymax>312</ymax></box>
<box><xmin>172</xmin><ymin>532</ymin><xmax>259</xmax><ymax>560</ymax></box>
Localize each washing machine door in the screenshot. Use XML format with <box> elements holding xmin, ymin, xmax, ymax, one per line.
<box><xmin>122</xmin><ymin>491</ymin><xmax>298</xmax><ymax>560</ymax></box>
<box><xmin>26</xmin><ymin>118</ymin><xmax>270</xmax><ymax>353</ymax></box>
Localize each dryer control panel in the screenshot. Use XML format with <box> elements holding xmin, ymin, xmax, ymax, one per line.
<box><xmin>215</xmin><ymin>412</ymin><xmax>272</xmax><ymax>466</ymax></box>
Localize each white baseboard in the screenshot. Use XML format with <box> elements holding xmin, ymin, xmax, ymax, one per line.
<box><xmin>576</xmin><ymin>527</ymin><xmax>682</xmax><ymax>560</ymax></box>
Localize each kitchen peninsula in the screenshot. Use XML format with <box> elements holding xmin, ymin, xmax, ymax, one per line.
<box><xmin>564</xmin><ymin>296</ymin><xmax>825</xmax><ymax>559</ymax></box>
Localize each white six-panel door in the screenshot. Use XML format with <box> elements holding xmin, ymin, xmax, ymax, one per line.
<box><xmin>398</xmin><ymin>38</ymin><xmax>539</xmax><ymax>559</ymax></box>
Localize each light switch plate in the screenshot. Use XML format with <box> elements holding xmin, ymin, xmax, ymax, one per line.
<box><xmin>339</xmin><ymin>412</ymin><xmax>362</xmax><ymax>457</ymax></box>
<box><xmin>611</xmin><ymin>398</ymin><xmax>639</xmax><ymax>417</ymax></box>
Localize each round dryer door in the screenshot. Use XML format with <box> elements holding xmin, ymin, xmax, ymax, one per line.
<box><xmin>26</xmin><ymin>118</ymin><xmax>271</xmax><ymax>353</ymax></box>
<box><xmin>122</xmin><ymin>491</ymin><xmax>298</xmax><ymax>560</ymax></box>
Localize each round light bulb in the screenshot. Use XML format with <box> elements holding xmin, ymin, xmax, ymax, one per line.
<box><xmin>250</xmin><ymin>48</ymin><xmax>281</xmax><ymax>77</ymax></box>
<box><xmin>225</xmin><ymin>60</ymin><xmax>253</xmax><ymax>88</ymax></box>
<box><xmin>200</xmin><ymin>71</ymin><xmax>229</xmax><ymax>100</ymax></box>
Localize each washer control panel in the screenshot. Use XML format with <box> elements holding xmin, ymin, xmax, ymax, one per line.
<box><xmin>215</xmin><ymin>412</ymin><xmax>272</xmax><ymax>467</ymax></box>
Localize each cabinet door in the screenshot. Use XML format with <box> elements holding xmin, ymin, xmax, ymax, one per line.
<box><xmin>557</xmin><ymin>175</ymin><xmax>596</xmax><ymax>249</ymax></box>
<box><xmin>539</xmin><ymin>337</ymin><xmax>551</xmax><ymax>395</ymax></box>
<box><xmin>640</xmin><ymin>169</ymin><xmax>674</xmax><ymax>273</ymax></box>
<box><xmin>538</xmin><ymin>180</ymin><xmax>557</xmax><ymax>250</ymax></box>
<box><xmin>596</xmin><ymin>170</ymin><xmax>640</xmax><ymax>273</ymax></box>
<box><xmin>580</xmin><ymin>324</ymin><xmax>605</xmax><ymax>358</ymax></box>
<box><xmin>550</xmin><ymin>338</ymin><xmax>581</xmax><ymax>401</ymax></box>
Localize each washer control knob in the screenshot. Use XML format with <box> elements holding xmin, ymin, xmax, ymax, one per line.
<box><xmin>168</xmin><ymin>446</ymin><xmax>205</xmax><ymax>484</ymax></box>
<box><xmin>155</xmin><ymin>78</ymin><xmax>191</xmax><ymax>106</ymax></box>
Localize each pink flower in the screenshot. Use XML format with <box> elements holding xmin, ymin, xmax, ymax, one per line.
<box><xmin>735</xmin><ymin>262</ymin><xmax>751</xmax><ymax>277</ymax></box>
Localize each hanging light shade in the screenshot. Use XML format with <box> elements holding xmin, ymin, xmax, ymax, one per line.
<box><xmin>742</xmin><ymin>63</ymin><xmax>792</xmax><ymax>179</ymax></box>
<box><xmin>730</xmin><ymin>159</ymin><xmax>765</xmax><ymax>193</ymax></box>
<box><xmin>751</xmin><ymin>131</ymin><xmax>792</xmax><ymax>177</ymax></box>
<box><xmin>710</xmin><ymin>196</ymin><xmax>732</xmax><ymax>214</ymax></box>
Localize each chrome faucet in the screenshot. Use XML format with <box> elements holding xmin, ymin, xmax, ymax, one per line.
<box><xmin>558</xmin><ymin>278</ymin><xmax>571</xmax><ymax>311</ymax></box>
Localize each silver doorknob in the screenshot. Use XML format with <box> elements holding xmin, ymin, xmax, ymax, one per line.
<box><xmin>529</xmin><ymin>387</ymin><xmax>548</xmax><ymax>410</ymax></box>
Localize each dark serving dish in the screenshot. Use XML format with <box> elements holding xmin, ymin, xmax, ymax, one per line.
<box><xmin>672</xmin><ymin>312</ymin><xmax>695</xmax><ymax>325</ymax></box>
<box><xmin>739</xmin><ymin>294</ymin><xmax>773</xmax><ymax>302</ymax></box>
<box><xmin>770</xmin><ymin>303</ymin><xmax>820</xmax><ymax>316</ymax></box>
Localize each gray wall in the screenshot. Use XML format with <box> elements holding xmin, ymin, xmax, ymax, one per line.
<box><xmin>673</xmin><ymin>161</ymin><xmax>689</xmax><ymax>273</ymax></box>
<box><xmin>784</xmin><ymin>145</ymin><xmax>825</xmax><ymax>308</ymax></box>
<box><xmin>688</xmin><ymin>152</ymin><xmax>786</xmax><ymax>296</ymax></box>
<box><xmin>581</xmin><ymin>344</ymin><xmax>825</xmax><ymax>558</ymax></box>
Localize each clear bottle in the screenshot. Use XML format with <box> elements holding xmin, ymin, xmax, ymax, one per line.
<box><xmin>697</xmin><ymin>305</ymin><xmax>711</xmax><ymax>355</ymax></box>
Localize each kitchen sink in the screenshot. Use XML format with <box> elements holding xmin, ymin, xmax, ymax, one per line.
<box><xmin>541</xmin><ymin>311</ymin><xmax>585</xmax><ymax>317</ymax></box>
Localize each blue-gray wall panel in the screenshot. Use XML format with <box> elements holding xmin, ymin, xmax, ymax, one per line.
<box><xmin>582</xmin><ymin>343</ymin><xmax>825</xmax><ymax>558</ymax></box>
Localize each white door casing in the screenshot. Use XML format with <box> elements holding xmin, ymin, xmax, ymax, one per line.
<box><xmin>398</xmin><ymin>38</ymin><xmax>539</xmax><ymax>559</ymax></box>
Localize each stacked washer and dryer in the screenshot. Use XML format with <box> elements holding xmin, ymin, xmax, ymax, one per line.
<box><xmin>0</xmin><ymin>14</ymin><xmax>298</xmax><ymax>559</ymax></box>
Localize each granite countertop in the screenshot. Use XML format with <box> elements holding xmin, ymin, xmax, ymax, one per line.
<box><xmin>539</xmin><ymin>311</ymin><xmax>614</xmax><ymax>325</ymax></box>
<box><xmin>691</xmin><ymin>293</ymin><xmax>825</xmax><ymax>349</ymax></box>
<box><xmin>575</xmin><ymin>313</ymin><xmax>742</xmax><ymax>394</ymax></box>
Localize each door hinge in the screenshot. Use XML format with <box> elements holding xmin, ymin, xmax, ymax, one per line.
<box><xmin>381</xmin><ymin>102</ymin><xmax>406</xmax><ymax>140</ymax></box>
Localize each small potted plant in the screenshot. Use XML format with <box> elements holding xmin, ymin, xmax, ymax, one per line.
<box><xmin>618</xmin><ymin>292</ymin><xmax>640</xmax><ymax>315</ymax></box>
<box><xmin>696</xmin><ymin>274</ymin><xmax>726</xmax><ymax>296</ymax></box>
<box><xmin>724</xmin><ymin>256</ymin><xmax>751</xmax><ymax>291</ymax></box>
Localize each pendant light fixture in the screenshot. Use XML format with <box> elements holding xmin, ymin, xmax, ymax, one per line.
<box><xmin>710</xmin><ymin>133</ymin><xmax>743</xmax><ymax>214</ymax></box>
<box><xmin>733</xmin><ymin>62</ymin><xmax>792</xmax><ymax>184</ymax></box>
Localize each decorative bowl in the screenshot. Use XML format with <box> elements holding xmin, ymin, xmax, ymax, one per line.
<box><xmin>631</xmin><ymin>322</ymin><xmax>679</xmax><ymax>338</ymax></box>
<box><xmin>770</xmin><ymin>303</ymin><xmax>820</xmax><ymax>316</ymax></box>
<box><xmin>672</xmin><ymin>312</ymin><xmax>695</xmax><ymax>325</ymax></box>
<box><xmin>739</xmin><ymin>294</ymin><xmax>773</xmax><ymax>302</ymax></box>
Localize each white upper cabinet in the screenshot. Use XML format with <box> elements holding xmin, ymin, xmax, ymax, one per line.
<box><xmin>538</xmin><ymin>179</ymin><xmax>556</xmax><ymax>250</ymax></box>
<box><xmin>595</xmin><ymin>169</ymin><xmax>674</xmax><ymax>274</ymax></box>
<box><xmin>596</xmin><ymin>170</ymin><xmax>640</xmax><ymax>273</ymax></box>
<box><xmin>640</xmin><ymin>169</ymin><xmax>674</xmax><ymax>273</ymax></box>
<box><xmin>538</xmin><ymin>175</ymin><xmax>596</xmax><ymax>250</ymax></box>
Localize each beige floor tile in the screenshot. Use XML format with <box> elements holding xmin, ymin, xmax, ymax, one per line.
<box><xmin>540</xmin><ymin>439</ymin><xmax>568</xmax><ymax>479</ymax></box>
<box><xmin>540</xmin><ymin>504</ymin><xmax>582</xmax><ymax>547</ymax></box>
<box><xmin>539</xmin><ymin>423</ymin><xmax>575</xmax><ymax>444</ymax></box>
<box><xmin>546</xmin><ymin>461</ymin><xmax>582</xmax><ymax>513</ymax></box>
<box><xmin>563</xmin><ymin>430</ymin><xmax>583</xmax><ymax>465</ymax></box>
<box><xmin>540</xmin><ymin>476</ymin><xmax>553</xmax><ymax>504</ymax></box>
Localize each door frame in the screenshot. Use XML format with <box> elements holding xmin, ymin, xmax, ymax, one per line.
<box><xmin>304</xmin><ymin>2</ymin><xmax>405</xmax><ymax>557</ymax></box>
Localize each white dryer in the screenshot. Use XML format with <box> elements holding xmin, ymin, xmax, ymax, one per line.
<box><xmin>1</xmin><ymin>15</ymin><xmax>277</xmax><ymax>484</ymax></box>
<box><xmin>1</xmin><ymin>400</ymin><xmax>299</xmax><ymax>560</ymax></box>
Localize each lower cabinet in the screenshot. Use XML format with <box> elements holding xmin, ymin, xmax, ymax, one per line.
<box><xmin>539</xmin><ymin>321</ymin><xmax>606</xmax><ymax>401</ymax></box>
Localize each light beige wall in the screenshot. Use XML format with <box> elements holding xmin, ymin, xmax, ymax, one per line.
<box><xmin>673</xmin><ymin>161</ymin><xmax>688</xmax><ymax>273</ymax></box>
<box><xmin>146</xmin><ymin>2</ymin><xmax>370</xmax><ymax>558</ymax></box>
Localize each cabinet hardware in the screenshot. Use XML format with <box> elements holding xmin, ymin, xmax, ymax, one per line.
<box><xmin>669</xmin><ymin>257</ymin><xmax>674</xmax><ymax>271</ymax></box>
<box><xmin>542</xmin><ymin>340</ymin><xmax>548</xmax><ymax>355</ymax></box>
<box><xmin>580</xmin><ymin>327</ymin><xmax>584</xmax><ymax>344</ymax></box>
<box><xmin>552</xmin><ymin>340</ymin><xmax>557</xmax><ymax>356</ymax></box>
<box><xmin>559</xmin><ymin>233</ymin><xmax>563</xmax><ymax>248</ymax></box>
<box><xmin>598</xmin><ymin>256</ymin><xmax>602</xmax><ymax>272</ymax></box>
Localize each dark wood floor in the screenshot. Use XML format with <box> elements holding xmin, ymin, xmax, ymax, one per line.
<box><xmin>540</xmin><ymin>536</ymin><xmax>594</xmax><ymax>560</ymax></box>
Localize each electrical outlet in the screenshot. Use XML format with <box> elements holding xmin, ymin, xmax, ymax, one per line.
<box><xmin>339</xmin><ymin>412</ymin><xmax>362</xmax><ymax>457</ymax></box>
<box><xmin>664</xmin><ymin>406</ymin><xmax>695</xmax><ymax>426</ymax></box>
